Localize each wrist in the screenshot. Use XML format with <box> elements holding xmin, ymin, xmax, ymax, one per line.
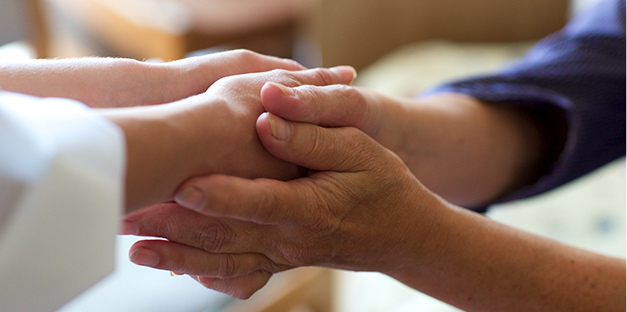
<box><xmin>156</xmin><ymin>56</ymin><xmax>224</xmax><ymax>104</ymax></box>
<box><xmin>380</xmin><ymin>193</ymin><xmax>457</xmax><ymax>278</ymax></box>
<box><xmin>99</xmin><ymin>101</ymin><xmax>204</xmax><ymax>212</ymax></box>
<box><xmin>151</xmin><ymin>62</ymin><xmax>204</xmax><ymax>104</ymax></box>
<box><xmin>390</xmin><ymin>93</ymin><xmax>542</xmax><ymax>207</ymax></box>
<box><xmin>68</xmin><ymin>58</ymin><xmax>169</xmax><ymax>108</ymax></box>
<box><xmin>102</xmin><ymin>59</ymin><xmax>202</xmax><ymax>107</ymax></box>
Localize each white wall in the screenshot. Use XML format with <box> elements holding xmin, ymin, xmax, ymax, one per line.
<box><xmin>0</xmin><ymin>0</ymin><xmax>29</xmax><ymax>45</ymax></box>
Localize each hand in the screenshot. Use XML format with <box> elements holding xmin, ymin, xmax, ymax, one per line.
<box><xmin>124</xmin><ymin>113</ymin><xmax>627</xmax><ymax>312</ymax></box>
<box><xmin>259</xmin><ymin>82</ymin><xmax>386</xmax><ymax>145</ymax></box>
<box><xmin>123</xmin><ymin>112</ymin><xmax>443</xmax><ymax>298</ymax></box>
<box><xmin>103</xmin><ymin>66</ymin><xmax>357</xmax><ymax>211</ymax></box>
<box><xmin>154</xmin><ymin>50</ymin><xmax>307</xmax><ymax>105</ymax></box>
<box><xmin>0</xmin><ymin>50</ymin><xmax>305</xmax><ymax>108</ymax></box>
<box><xmin>259</xmin><ymin>83</ymin><xmax>551</xmax><ymax>207</ymax></box>
<box><xmin>125</xmin><ymin>114</ymin><xmax>625</xmax><ymax>311</ymax></box>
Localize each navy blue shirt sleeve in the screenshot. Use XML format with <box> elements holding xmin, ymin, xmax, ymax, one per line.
<box><xmin>423</xmin><ymin>0</ymin><xmax>626</xmax><ymax>204</ymax></box>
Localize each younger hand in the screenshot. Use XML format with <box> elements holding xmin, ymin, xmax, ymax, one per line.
<box><xmin>154</xmin><ymin>50</ymin><xmax>307</xmax><ymax>105</ymax></box>
<box><xmin>0</xmin><ymin>50</ymin><xmax>305</xmax><ymax>108</ymax></box>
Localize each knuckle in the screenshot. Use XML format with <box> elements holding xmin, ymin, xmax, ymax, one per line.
<box><xmin>296</xmin><ymin>86</ymin><xmax>324</xmax><ymax>109</ymax></box>
<box><xmin>198</xmin><ymin>220</ymin><xmax>232</xmax><ymax>253</ymax></box>
<box><xmin>211</xmin><ymin>75</ymin><xmax>238</xmax><ymax>90</ymax></box>
<box><xmin>141</xmin><ymin>208</ymin><xmax>178</xmax><ymax>237</ymax></box>
<box><xmin>306</xmin><ymin>192</ymin><xmax>341</xmax><ymax>234</ymax></box>
<box><xmin>343</xmin><ymin>86</ymin><xmax>367</xmax><ymax>114</ymax></box>
<box><xmin>271</xmin><ymin>69</ymin><xmax>298</xmax><ymax>85</ymax></box>
<box><xmin>232</xmin><ymin>49</ymin><xmax>256</xmax><ymax>60</ymax></box>
<box><xmin>310</xmin><ymin>68</ymin><xmax>334</xmax><ymax>86</ymax></box>
<box><xmin>335</xmin><ymin>85</ymin><xmax>367</xmax><ymax>123</ymax></box>
<box><xmin>216</xmin><ymin>254</ymin><xmax>237</xmax><ymax>279</ymax></box>
<box><xmin>253</xmin><ymin>187</ymin><xmax>280</xmax><ymax>223</ymax></box>
<box><xmin>303</xmin><ymin>125</ymin><xmax>328</xmax><ymax>160</ymax></box>
<box><xmin>345</xmin><ymin>127</ymin><xmax>377</xmax><ymax>156</ymax></box>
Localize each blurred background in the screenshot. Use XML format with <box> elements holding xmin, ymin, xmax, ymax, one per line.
<box><xmin>0</xmin><ymin>0</ymin><xmax>623</xmax><ymax>311</ymax></box>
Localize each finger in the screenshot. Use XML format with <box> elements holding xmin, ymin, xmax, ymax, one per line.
<box><xmin>260</xmin><ymin>83</ymin><xmax>380</xmax><ymax>136</ymax></box>
<box><xmin>174</xmin><ymin>174</ymin><xmax>316</xmax><ymax>225</ymax></box>
<box><xmin>235</xmin><ymin>49</ymin><xmax>307</xmax><ymax>72</ymax></box>
<box><xmin>123</xmin><ymin>203</ymin><xmax>270</xmax><ymax>254</ymax></box>
<box><xmin>129</xmin><ymin>239</ymin><xmax>289</xmax><ymax>279</ymax></box>
<box><xmin>265</xmin><ymin>66</ymin><xmax>356</xmax><ymax>89</ymax></box>
<box><xmin>194</xmin><ymin>270</ymin><xmax>273</xmax><ymax>300</ymax></box>
<box><xmin>176</xmin><ymin>49</ymin><xmax>306</xmax><ymax>76</ymax></box>
<box><xmin>256</xmin><ymin>113</ymin><xmax>383</xmax><ymax>172</ymax></box>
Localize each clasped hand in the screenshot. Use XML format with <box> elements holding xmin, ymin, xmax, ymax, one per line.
<box><xmin>123</xmin><ymin>83</ymin><xmax>446</xmax><ymax>299</ymax></box>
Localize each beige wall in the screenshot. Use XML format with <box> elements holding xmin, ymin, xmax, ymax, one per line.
<box><xmin>301</xmin><ymin>0</ymin><xmax>570</xmax><ymax>70</ymax></box>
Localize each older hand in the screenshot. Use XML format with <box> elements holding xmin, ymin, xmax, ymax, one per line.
<box><xmin>125</xmin><ymin>112</ymin><xmax>626</xmax><ymax>312</ymax></box>
<box><xmin>259</xmin><ymin>82</ymin><xmax>551</xmax><ymax>207</ymax></box>
<box><xmin>123</xmin><ymin>112</ymin><xmax>444</xmax><ymax>298</ymax></box>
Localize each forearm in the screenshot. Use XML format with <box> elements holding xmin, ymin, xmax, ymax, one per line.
<box><xmin>0</xmin><ymin>58</ymin><xmax>185</xmax><ymax>108</ymax></box>
<box><xmin>388</xmin><ymin>203</ymin><xmax>626</xmax><ymax>311</ymax></box>
<box><xmin>368</xmin><ymin>91</ymin><xmax>547</xmax><ymax>207</ymax></box>
<box><xmin>101</xmin><ymin>104</ymin><xmax>191</xmax><ymax>211</ymax></box>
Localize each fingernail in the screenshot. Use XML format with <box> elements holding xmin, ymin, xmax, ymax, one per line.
<box><xmin>130</xmin><ymin>248</ymin><xmax>160</xmax><ymax>267</ymax></box>
<box><xmin>267</xmin><ymin>82</ymin><xmax>294</xmax><ymax>96</ymax></box>
<box><xmin>331</xmin><ymin>66</ymin><xmax>358</xmax><ymax>81</ymax></box>
<box><xmin>175</xmin><ymin>186</ymin><xmax>205</xmax><ymax>211</ymax></box>
<box><xmin>268</xmin><ymin>114</ymin><xmax>292</xmax><ymax>141</ymax></box>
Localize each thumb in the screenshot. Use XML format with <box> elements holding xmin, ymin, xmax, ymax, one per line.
<box><xmin>256</xmin><ymin>113</ymin><xmax>380</xmax><ymax>172</ymax></box>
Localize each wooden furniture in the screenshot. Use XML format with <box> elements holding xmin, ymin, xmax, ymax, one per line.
<box><xmin>38</xmin><ymin>0</ymin><xmax>315</xmax><ymax>60</ymax></box>
<box><xmin>22</xmin><ymin>0</ymin><xmax>48</xmax><ymax>58</ymax></box>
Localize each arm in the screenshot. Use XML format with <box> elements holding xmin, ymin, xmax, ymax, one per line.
<box><xmin>100</xmin><ymin>66</ymin><xmax>355</xmax><ymax>212</ymax></box>
<box><xmin>123</xmin><ymin>114</ymin><xmax>625</xmax><ymax>310</ymax></box>
<box><xmin>0</xmin><ymin>50</ymin><xmax>304</xmax><ymax>108</ymax></box>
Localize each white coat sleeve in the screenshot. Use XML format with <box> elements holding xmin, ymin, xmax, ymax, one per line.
<box><xmin>0</xmin><ymin>91</ymin><xmax>126</xmax><ymax>312</ymax></box>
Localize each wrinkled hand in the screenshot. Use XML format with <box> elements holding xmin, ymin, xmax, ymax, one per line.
<box><xmin>124</xmin><ymin>113</ymin><xmax>445</xmax><ymax>298</ymax></box>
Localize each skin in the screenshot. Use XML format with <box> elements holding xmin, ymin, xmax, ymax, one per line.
<box><xmin>0</xmin><ymin>49</ymin><xmax>305</xmax><ymax>108</ymax></box>
<box><xmin>101</xmin><ymin>67</ymin><xmax>356</xmax><ymax>212</ymax></box>
<box><xmin>256</xmin><ymin>83</ymin><xmax>554</xmax><ymax>208</ymax></box>
<box><xmin>0</xmin><ymin>50</ymin><xmax>355</xmax><ymax>212</ymax></box>
<box><xmin>125</xmin><ymin>83</ymin><xmax>625</xmax><ymax>310</ymax></box>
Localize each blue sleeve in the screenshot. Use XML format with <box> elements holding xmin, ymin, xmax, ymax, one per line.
<box><xmin>423</xmin><ymin>0</ymin><xmax>626</xmax><ymax>204</ymax></box>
